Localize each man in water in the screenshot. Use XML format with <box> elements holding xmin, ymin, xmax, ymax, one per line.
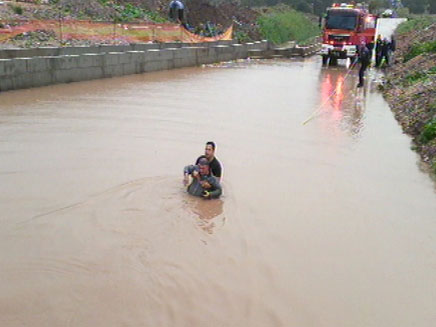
<box><xmin>195</xmin><ymin>141</ymin><xmax>222</xmax><ymax>182</ymax></box>
<box><xmin>357</xmin><ymin>41</ymin><xmax>371</xmax><ymax>88</ymax></box>
<box><xmin>183</xmin><ymin>157</ymin><xmax>222</xmax><ymax>199</ymax></box>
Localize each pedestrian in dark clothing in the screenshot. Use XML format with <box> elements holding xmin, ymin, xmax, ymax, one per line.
<box><xmin>169</xmin><ymin>0</ymin><xmax>185</xmax><ymax>23</ymax></box>
<box><xmin>390</xmin><ymin>35</ymin><xmax>396</xmax><ymax>52</ymax></box>
<box><xmin>195</xmin><ymin>141</ymin><xmax>222</xmax><ymax>182</ymax></box>
<box><xmin>357</xmin><ymin>42</ymin><xmax>371</xmax><ymax>88</ymax></box>
<box><xmin>380</xmin><ymin>38</ymin><xmax>390</xmax><ymax>67</ymax></box>
<box><xmin>375</xmin><ymin>34</ymin><xmax>383</xmax><ymax>67</ymax></box>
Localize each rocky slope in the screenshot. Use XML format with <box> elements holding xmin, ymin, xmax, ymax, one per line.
<box><xmin>383</xmin><ymin>20</ymin><xmax>436</xmax><ymax>174</ymax></box>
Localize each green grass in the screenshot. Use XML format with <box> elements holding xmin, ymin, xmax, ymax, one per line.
<box><xmin>234</xmin><ymin>30</ymin><xmax>251</xmax><ymax>43</ymax></box>
<box><xmin>403</xmin><ymin>71</ymin><xmax>428</xmax><ymax>85</ymax></box>
<box><xmin>420</xmin><ymin>118</ymin><xmax>436</xmax><ymax>144</ymax></box>
<box><xmin>99</xmin><ymin>1</ymin><xmax>167</xmax><ymax>23</ymax></box>
<box><xmin>404</xmin><ymin>41</ymin><xmax>436</xmax><ymax>62</ymax></box>
<box><xmin>396</xmin><ymin>16</ymin><xmax>436</xmax><ymax>35</ymax></box>
<box><xmin>257</xmin><ymin>8</ymin><xmax>320</xmax><ymax>45</ymax></box>
<box><xmin>402</xmin><ymin>66</ymin><xmax>435</xmax><ymax>85</ymax></box>
<box><xmin>9</xmin><ymin>4</ymin><xmax>23</xmax><ymax>15</ymax></box>
<box><xmin>430</xmin><ymin>101</ymin><xmax>436</xmax><ymax>113</ymax></box>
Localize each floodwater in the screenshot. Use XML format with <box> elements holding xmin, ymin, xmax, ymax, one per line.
<box><xmin>1</xmin><ymin>57</ymin><xmax>435</xmax><ymax>327</ymax></box>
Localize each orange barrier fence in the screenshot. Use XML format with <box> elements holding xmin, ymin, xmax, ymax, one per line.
<box><xmin>0</xmin><ymin>20</ymin><xmax>233</xmax><ymax>44</ymax></box>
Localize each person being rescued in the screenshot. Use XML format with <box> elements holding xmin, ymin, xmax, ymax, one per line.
<box><xmin>183</xmin><ymin>156</ymin><xmax>222</xmax><ymax>199</ymax></box>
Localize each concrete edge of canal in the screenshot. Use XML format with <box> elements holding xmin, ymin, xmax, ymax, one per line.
<box><xmin>0</xmin><ymin>40</ymin><xmax>272</xmax><ymax>92</ymax></box>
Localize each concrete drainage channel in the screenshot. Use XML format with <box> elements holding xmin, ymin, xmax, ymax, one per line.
<box><xmin>0</xmin><ymin>40</ymin><xmax>318</xmax><ymax>92</ymax></box>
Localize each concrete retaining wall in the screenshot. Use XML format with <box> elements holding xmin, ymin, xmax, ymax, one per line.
<box><xmin>0</xmin><ymin>40</ymin><xmax>238</xmax><ymax>60</ymax></box>
<box><xmin>248</xmin><ymin>43</ymin><xmax>321</xmax><ymax>59</ymax></box>
<box><xmin>0</xmin><ymin>40</ymin><xmax>269</xmax><ymax>92</ymax></box>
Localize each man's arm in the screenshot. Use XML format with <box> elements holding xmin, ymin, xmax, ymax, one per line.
<box><xmin>183</xmin><ymin>165</ymin><xmax>199</xmax><ymax>186</ymax></box>
<box><xmin>204</xmin><ymin>177</ymin><xmax>222</xmax><ymax>199</ymax></box>
<box><xmin>183</xmin><ymin>165</ymin><xmax>196</xmax><ymax>175</ymax></box>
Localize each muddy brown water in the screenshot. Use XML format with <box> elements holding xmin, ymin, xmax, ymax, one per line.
<box><xmin>1</xmin><ymin>57</ymin><xmax>435</xmax><ymax>327</ymax></box>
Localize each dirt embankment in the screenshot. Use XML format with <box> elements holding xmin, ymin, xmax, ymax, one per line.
<box><xmin>182</xmin><ymin>0</ymin><xmax>260</xmax><ymax>40</ymax></box>
<box><xmin>383</xmin><ymin>22</ymin><xmax>436</xmax><ymax>174</ymax></box>
<box><xmin>0</xmin><ymin>0</ymin><xmax>261</xmax><ymax>47</ymax></box>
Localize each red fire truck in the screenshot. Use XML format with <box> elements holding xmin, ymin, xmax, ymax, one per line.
<box><xmin>320</xmin><ymin>2</ymin><xmax>377</xmax><ymax>65</ymax></box>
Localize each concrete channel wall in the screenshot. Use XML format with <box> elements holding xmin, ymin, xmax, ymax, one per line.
<box><xmin>248</xmin><ymin>43</ymin><xmax>321</xmax><ymax>59</ymax></box>
<box><xmin>0</xmin><ymin>40</ymin><xmax>269</xmax><ymax>92</ymax></box>
<box><xmin>0</xmin><ymin>40</ymin><xmax>238</xmax><ymax>60</ymax></box>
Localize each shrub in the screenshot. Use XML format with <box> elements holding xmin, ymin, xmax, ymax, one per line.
<box><xmin>404</xmin><ymin>41</ymin><xmax>436</xmax><ymax>62</ymax></box>
<box><xmin>144</xmin><ymin>10</ymin><xmax>167</xmax><ymax>23</ymax></box>
<box><xmin>99</xmin><ymin>1</ymin><xmax>166</xmax><ymax>23</ymax></box>
<box><xmin>258</xmin><ymin>7</ymin><xmax>320</xmax><ymax>45</ymax></box>
<box><xmin>396</xmin><ymin>7</ymin><xmax>410</xmax><ymax>18</ymax></box>
<box><xmin>420</xmin><ymin>119</ymin><xmax>436</xmax><ymax>144</ymax></box>
<box><xmin>396</xmin><ymin>17</ymin><xmax>436</xmax><ymax>35</ymax></box>
<box><xmin>402</xmin><ymin>68</ymin><xmax>435</xmax><ymax>85</ymax></box>
<box><xmin>234</xmin><ymin>30</ymin><xmax>251</xmax><ymax>43</ymax></box>
<box><xmin>403</xmin><ymin>72</ymin><xmax>428</xmax><ymax>86</ymax></box>
<box><xmin>9</xmin><ymin>4</ymin><xmax>23</xmax><ymax>15</ymax></box>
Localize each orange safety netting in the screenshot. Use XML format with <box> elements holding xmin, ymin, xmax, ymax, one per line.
<box><xmin>0</xmin><ymin>20</ymin><xmax>232</xmax><ymax>44</ymax></box>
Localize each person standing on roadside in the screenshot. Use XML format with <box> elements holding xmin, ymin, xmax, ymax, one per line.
<box><xmin>357</xmin><ymin>41</ymin><xmax>371</xmax><ymax>88</ymax></box>
<box><xmin>196</xmin><ymin>141</ymin><xmax>222</xmax><ymax>182</ymax></box>
<box><xmin>375</xmin><ymin>34</ymin><xmax>383</xmax><ymax>67</ymax></box>
<box><xmin>380</xmin><ymin>37</ymin><xmax>391</xmax><ymax>67</ymax></box>
<box><xmin>168</xmin><ymin>0</ymin><xmax>185</xmax><ymax>24</ymax></box>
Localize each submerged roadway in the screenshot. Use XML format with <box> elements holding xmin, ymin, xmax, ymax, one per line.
<box><xmin>0</xmin><ymin>54</ymin><xmax>435</xmax><ymax>326</ymax></box>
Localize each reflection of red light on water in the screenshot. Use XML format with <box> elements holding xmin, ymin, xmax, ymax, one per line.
<box><xmin>334</xmin><ymin>76</ymin><xmax>344</xmax><ymax>109</ymax></box>
<box><xmin>320</xmin><ymin>72</ymin><xmax>345</xmax><ymax>122</ymax></box>
<box><xmin>321</xmin><ymin>74</ymin><xmax>332</xmax><ymax>102</ymax></box>
<box><xmin>321</xmin><ymin>74</ymin><xmax>344</xmax><ymax>110</ymax></box>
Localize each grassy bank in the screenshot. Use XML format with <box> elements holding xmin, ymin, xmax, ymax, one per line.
<box><xmin>257</xmin><ymin>6</ymin><xmax>320</xmax><ymax>45</ymax></box>
<box><xmin>396</xmin><ymin>15</ymin><xmax>436</xmax><ymax>34</ymax></box>
<box><xmin>382</xmin><ymin>17</ymin><xmax>436</xmax><ymax>174</ymax></box>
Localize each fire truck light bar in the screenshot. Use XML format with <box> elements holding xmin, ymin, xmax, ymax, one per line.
<box><xmin>332</xmin><ymin>3</ymin><xmax>354</xmax><ymax>8</ymax></box>
<box><xmin>332</xmin><ymin>2</ymin><xmax>367</xmax><ymax>9</ymax></box>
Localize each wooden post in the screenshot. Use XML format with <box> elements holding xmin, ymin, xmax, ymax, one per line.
<box><xmin>59</xmin><ymin>17</ymin><xmax>63</xmax><ymax>46</ymax></box>
<box><xmin>58</xmin><ymin>7</ymin><xmax>63</xmax><ymax>46</ymax></box>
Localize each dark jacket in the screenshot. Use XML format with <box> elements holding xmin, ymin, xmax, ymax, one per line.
<box><xmin>359</xmin><ymin>45</ymin><xmax>371</xmax><ymax>64</ymax></box>
<box><xmin>381</xmin><ymin>40</ymin><xmax>390</xmax><ymax>56</ymax></box>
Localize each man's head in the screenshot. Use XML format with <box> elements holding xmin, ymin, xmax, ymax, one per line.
<box><xmin>204</xmin><ymin>141</ymin><xmax>216</xmax><ymax>160</ymax></box>
<box><xmin>197</xmin><ymin>156</ymin><xmax>210</xmax><ymax>176</ymax></box>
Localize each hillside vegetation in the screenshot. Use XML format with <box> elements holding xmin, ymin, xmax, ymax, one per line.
<box><xmin>383</xmin><ymin>17</ymin><xmax>436</xmax><ymax>174</ymax></box>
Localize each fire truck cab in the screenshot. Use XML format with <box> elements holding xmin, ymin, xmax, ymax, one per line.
<box><xmin>320</xmin><ymin>2</ymin><xmax>377</xmax><ymax>65</ymax></box>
